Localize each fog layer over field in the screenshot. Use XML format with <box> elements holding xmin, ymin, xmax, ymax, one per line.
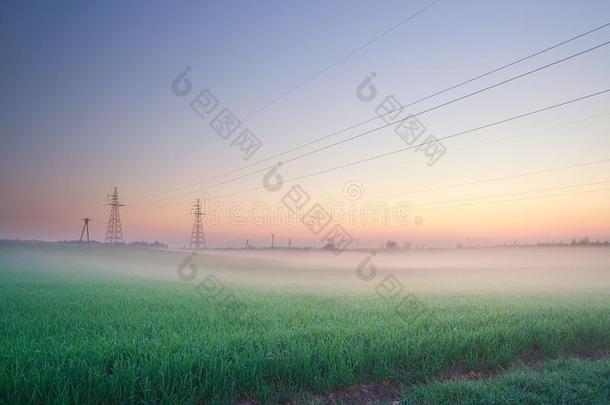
<box><xmin>2</xmin><ymin>243</ymin><xmax>609</xmax><ymax>294</ymax></box>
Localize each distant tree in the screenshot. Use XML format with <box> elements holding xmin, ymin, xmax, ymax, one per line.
<box><xmin>385</xmin><ymin>240</ymin><xmax>398</xmax><ymax>250</ymax></box>
<box><xmin>321</xmin><ymin>242</ymin><xmax>335</xmax><ymax>250</ymax></box>
<box><xmin>128</xmin><ymin>240</ymin><xmax>168</xmax><ymax>249</ymax></box>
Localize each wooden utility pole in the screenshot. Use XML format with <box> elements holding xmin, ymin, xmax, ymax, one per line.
<box><xmin>79</xmin><ymin>218</ymin><xmax>91</xmax><ymax>244</ymax></box>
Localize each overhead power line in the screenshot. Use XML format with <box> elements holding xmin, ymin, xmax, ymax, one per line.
<box><xmin>131</xmin><ymin>22</ymin><xmax>610</xmax><ymax>202</ymax></box>
<box><xmin>415</xmin><ymin>186</ymin><xmax>610</xmax><ymax>211</ymax></box>
<box><xmin>131</xmin><ymin>55</ymin><xmax>610</xmax><ymax>208</ymax></box>
<box><xmin>275</xmin><ymin>42</ymin><xmax>610</xmax><ymax>165</ymax></box>
<box><xmin>185</xmin><ymin>88</ymin><xmax>610</xmax><ymax>204</ymax></box>
<box><xmin>372</xmin><ymin>158</ymin><xmax>610</xmax><ymax>200</ymax></box>
<box><xmin>129</xmin><ymin>88</ymin><xmax>610</xmax><ymax>210</ymax></box>
<box><xmin>133</xmin><ymin>184</ymin><xmax>610</xmax><ymax>221</ymax></box>
<box><xmin>19</xmin><ymin>108</ymin><xmax>609</xmax><ymax>220</ymax></box>
<box><xmin>413</xmin><ymin>179</ymin><xmax>610</xmax><ymax>208</ymax></box>
<box><xmin>7</xmin><ymin>155</ymin><xmax>608</xmax><ymax>221</ymax></box>
<box><xmin>167</xmin><ymin>1</ymin><xmax>445</xmax><ymax>176</ymax></box>
<box><xmin>18</xmin><ymin>109</ymin><xmax>609</xmax><ymax>220</ymax></box>
<box><xmin>243</xmin><ymin>0</ymin><xmax>445</xmax><ymax>119</ymax></box>
<box><xmin>284</xmin><ymin>88</ymin><xmax>610</xmax><ymax>184</ymax></box>
<box><xmin>130</xmin><ymin>39</ymin><xmax>610</xmax><ymax>206</ymax></box>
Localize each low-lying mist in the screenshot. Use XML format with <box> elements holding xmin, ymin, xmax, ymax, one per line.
<box><xmin>2</xmin><ymin>243</ymin><xmax>609</xmax><ymax>295</ymax></box>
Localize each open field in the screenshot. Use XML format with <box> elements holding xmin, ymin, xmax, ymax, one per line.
<box><xmin>1</xmin><ymin>243</ymin><xmax>609</xmax><ymax>403</ymax></box>
<box><xmin>402</xmin><ymin>356</ymin><xmax>610</xmax><ymax>404</ymax></box>
<box><xmin>4</xmin><ymin>1</ymin><xmax>610</xmax><ymax>403</ymax></box>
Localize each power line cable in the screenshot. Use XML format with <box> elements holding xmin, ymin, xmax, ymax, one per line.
<box><xmin>39</xmin><ymin>111</ymin><xmax>610</xmax><ymax>217</ymax></box>
<box><xmin>130</xmin><ymin>41</ymin><xmax>610</xmax><ymax>206</ymax></box>
<box><xmin>150</xmin><ymin>0</ymin><xmax>444</xmax><ymax>192</ymax></box>
<box><xmin>243</xmin><ymin>0</ymin><xmax>445</xmax><ymax>119</ymax></box>
<box><xmin>284</xmin><ymin>89</ymin><xmax>610</xmax><ymax>184</ymax></box>
<box><xmin>276</xmin><ymin>42</ymin><xmax>610</xmax><ymax>166</ymax></box>
<box><xmin>131</xmin><ymin>22</ymin><xmax>610</xmax><ymax>201</ymax></box>
<box><xmin>180</xmin><ymin>88</ymin><xmax>610</xmax><ymax>205</ymax></box>
<box><xmin>372</xmin><ymin>157</ymin><xmax>610</xmax><ymax>200</ymax></box>
<box><xmin>413</xmin><ymin>179</ymin><xmax>610</xmax><ymax>207</ymax></box>
<box><xmin>11</xmin><ymin>184</ymin><xmax>604</xmax><ymax>224</ymax></box>
<box><xmin>416</xmin><ymin>186</ymin><xmax>610</xmax><ymax>211</ymax></box>
<box><xmin>133</xmin><ymin>156</ymin><xmax>610</xmax><ymax>211</ymax></box>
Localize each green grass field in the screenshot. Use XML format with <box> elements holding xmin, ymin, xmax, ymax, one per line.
<box><xmin>1</xmin><ymin>244</ymin><xmax>609</xmax><ymax>403</ymax></box>
<box><xmin>401</xmin><ymin>357</ymin><xmax>610</xmax><ymax>404</ymax></box>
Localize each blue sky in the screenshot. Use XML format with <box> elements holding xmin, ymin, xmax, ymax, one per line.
<box><xmin>1</xmin><ymin>0</ymin><xmax>610</xmax><ymax>246</ymax></box>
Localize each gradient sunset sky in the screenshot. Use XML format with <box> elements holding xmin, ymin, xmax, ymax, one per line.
<box><xmin>1</xmin><ymin>0</ymin><xmax>610</xmax><ymax>248</ymax></box>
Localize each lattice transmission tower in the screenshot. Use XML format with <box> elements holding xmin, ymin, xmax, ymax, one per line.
<box><xmin>105</xmin><ymin>187</ymin><xmax>125</xmax><ymax>244</ymax></box>
<box><xmin>190</xmin><ymin>198</ymin><xmax>205</xmax><ymax>249</ymax></box>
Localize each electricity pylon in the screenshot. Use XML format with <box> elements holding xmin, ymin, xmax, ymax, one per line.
<box><xmin>105</xmin><ymin>187</ymin><xmax>124</xmax><ymax>244</ymax></box>
<box><xmin>190</xmin><ymin>198</ymin><xmax>205</xmax><ymax>249</ymax></box>
<box><xmin>79</xmin><ymin>218</ymin><xmax>92</xmax><ymax>244</ymax></box>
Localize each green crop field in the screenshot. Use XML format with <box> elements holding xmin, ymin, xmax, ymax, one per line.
<box><xmin>402</xmin><ymin>357</ymin><xmax>610</xmax><ymax>404</ymax></box>
<box><xmin>1</xmin><ymin>244</ymin><xmax>609</xmax><ymax>404</ymax></box>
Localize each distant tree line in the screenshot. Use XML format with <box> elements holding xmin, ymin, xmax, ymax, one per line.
<box><xmin>0</xmin><ymin>239</ymin><xmax>168</xmax><ymax>249</ymax></box>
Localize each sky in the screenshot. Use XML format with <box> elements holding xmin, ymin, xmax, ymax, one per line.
<box><xmin>1</xmin><ymin>0</ymin><xmax>610</xmax><ymax>248</ymax></box>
